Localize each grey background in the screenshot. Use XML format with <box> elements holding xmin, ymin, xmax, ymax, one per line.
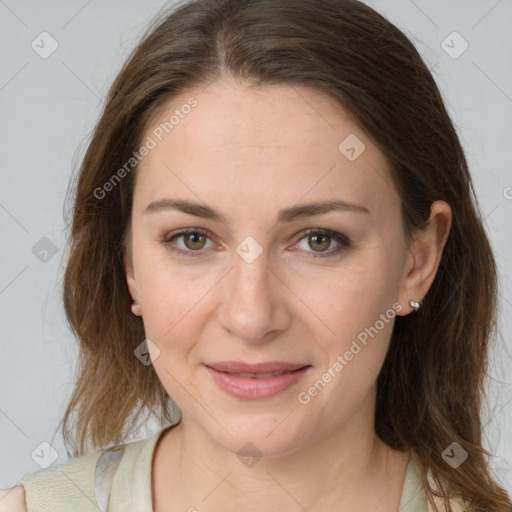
<box><xmin>1</xmin><ymin>0</ymin><xmax>511</xmax><ymax>493</ymax></box>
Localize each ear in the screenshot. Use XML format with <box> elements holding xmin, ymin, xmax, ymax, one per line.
<box><xmin>123</xmin><ymin>248</ymin><xmax>142</xmax><ymax>316</ymax></box>
<box><xmin>397</xmin><ymin>200</ymin><xmax>452</xmax><ymax>315</ymax></box>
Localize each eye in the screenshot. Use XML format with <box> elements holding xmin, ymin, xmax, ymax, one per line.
<box><xmin>292</xmin><ymin>229</ymin><xmax>351</xmax><ymax>259</ymax></box>
<box><xmin>160</xmin><ymin>228</ymin><xmax>216</xmax><ymax>258</ymax></box>
<box><xmin>159</xmin><ymin>228</ymin><xmax>351</xmax><ymax>259</ymax></box>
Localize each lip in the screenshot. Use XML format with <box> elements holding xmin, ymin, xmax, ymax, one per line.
<box><xmin>204</xmin><ymin>361</ymin><xmax>312</xmax><ymax>400</ymax></box>
<box><xmin>206</xmin><ymin>361</ymin><xmax>308</xmax><ymax>373</ymax></box>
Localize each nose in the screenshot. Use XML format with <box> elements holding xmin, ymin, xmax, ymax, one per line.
<box><xmin>218</xmin><ymin>249</ymin><xmax>292</xmax><ymax>344</ymax></box>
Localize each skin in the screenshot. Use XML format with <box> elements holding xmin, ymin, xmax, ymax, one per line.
<box><xmin>124</xmin><ymin>74</ymin><xmax>452</xmax><ymax>511</ymax></box>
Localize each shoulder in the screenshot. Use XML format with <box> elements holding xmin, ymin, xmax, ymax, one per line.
<box><xmin>18</xmin><ymin>448</ymin><xmax>105</xmax><ymax>509</ymax></box>
<box><xmin>6</xmin><ymin>431</ymin><xmax>164</xmax><ymax>511</ymax></box>
<box><xmin>0</xmin><ymin>486</ymin><xmax>27</xmax><ymax>512</ymax></box>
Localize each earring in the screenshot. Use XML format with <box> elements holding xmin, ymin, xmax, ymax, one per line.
<box><xmin>131</xmin><ymin>299</ymin><xmax>141</xmax><ymax>316</ymax></box>
<box><xmin>409</xmin><ymin>300</ymin><xmax>423</xmax><ymax>311</ymax></box>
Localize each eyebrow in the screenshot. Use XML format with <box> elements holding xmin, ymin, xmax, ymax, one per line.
<box><xmin>143</xmin><ymin>198</ymin><xmax>370</xmax><ymax>223</ymax></box>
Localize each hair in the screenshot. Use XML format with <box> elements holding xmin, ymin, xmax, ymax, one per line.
<box><xmin>57</xmin><ymin>0</ymin><xmax>511</xmax><ymax>510</ymax></box>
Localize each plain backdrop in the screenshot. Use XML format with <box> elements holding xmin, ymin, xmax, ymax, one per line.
<box><xmin>1</xmin><ymin>0</ymin><xmax>511</xmax><ymax>493</ymax></box>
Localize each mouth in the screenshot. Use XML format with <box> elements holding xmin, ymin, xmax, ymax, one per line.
<box><xmin>204</xmin><ymin>361</ymin><xmax>312</xmax><ymax>400</ymax></box>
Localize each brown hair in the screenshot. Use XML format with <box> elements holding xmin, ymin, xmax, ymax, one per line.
<box><xmin>58</xmin><ymin>0</ymin><xmax>511</xmax><ymax>510</ymax></box>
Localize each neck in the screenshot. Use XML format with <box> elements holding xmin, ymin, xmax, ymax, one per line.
<box><xmin>152</xmin><ymin>400</ymin><xmax>410</xmax><ymax>511</ymax></box>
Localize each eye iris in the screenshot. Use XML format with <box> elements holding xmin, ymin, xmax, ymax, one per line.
<box><xmin>184</xmin><ymin>233</ymin><xmax>206</xmax><ymax>250</ymax></box>
<box><xmin>309</xmin><ymin>234</ymin><xmax>330</xmax><ymax>251</ymax></box>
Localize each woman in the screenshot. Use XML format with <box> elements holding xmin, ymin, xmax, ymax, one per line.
<box><xmin>2</xmin><ymin>0</ymin><xmax>510</xmax><ymax>510</ymax></box>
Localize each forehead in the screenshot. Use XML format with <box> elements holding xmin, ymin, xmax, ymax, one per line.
<box><xmin>133</xmin><ymin>76</ymin><xmax>398</xmax><ymax>220</ymax></box>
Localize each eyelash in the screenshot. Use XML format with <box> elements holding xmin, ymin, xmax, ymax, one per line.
<box><xmin>159</xmin><ymin>228</ymin><xmax>351</xmax><ymax>260</ymax></box>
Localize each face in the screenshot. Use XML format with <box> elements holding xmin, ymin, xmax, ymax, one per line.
<box><xmin>124</xmin><ymin>75</ymin><xmax>414</xmax><ymax>457</ymax></box>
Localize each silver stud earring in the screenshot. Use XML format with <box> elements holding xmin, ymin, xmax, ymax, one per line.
<box><xmin>409</xmin><ymin>300</ymin><xmax>423</xmax><ymax>311</ymax></box>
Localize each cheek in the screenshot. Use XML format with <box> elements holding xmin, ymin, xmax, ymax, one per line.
<box><xmin>296</xmin><ymin>248</ymin><xmax>400</xmax><ymax>396</ymax></box>
<box><xmin>138</xmin><ymin>262</ymin><xmax>212</xmax><ymax>344</ymax></box>
<box><xmin>133</xmin><ymin>249</ymin><xmax>232</xmax><ymax>389</ymax></box>
<box><xmin>136</xmin><ymin>262</ymin><xmax>213</xmax><ymax>399</ymax></box>
<box><xmin>293</xmin><ymin>247</ymin><xmax>400</xmax><ymax>347</ymax></box>
<box><xmin>296</xmin><ymin>278</ymin><xmax>397</xmax><ymax>427</ymax></box>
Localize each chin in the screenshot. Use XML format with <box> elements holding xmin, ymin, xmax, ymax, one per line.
<box><xmin>203</xmin><ymin>410</ymin><xmax>312</xmax><ymax>459</ymax></box>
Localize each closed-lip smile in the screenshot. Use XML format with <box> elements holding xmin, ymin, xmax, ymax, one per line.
<box><xmin>204</xmin><ymin>361</ymin><xmax>312</xmax><ymax>400</ymax></box>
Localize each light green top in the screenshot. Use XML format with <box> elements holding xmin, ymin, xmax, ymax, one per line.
<box><xmin>20</xmin><ymin>425</ymin><xmax>428</xmax><ymax>511</ymax></box>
